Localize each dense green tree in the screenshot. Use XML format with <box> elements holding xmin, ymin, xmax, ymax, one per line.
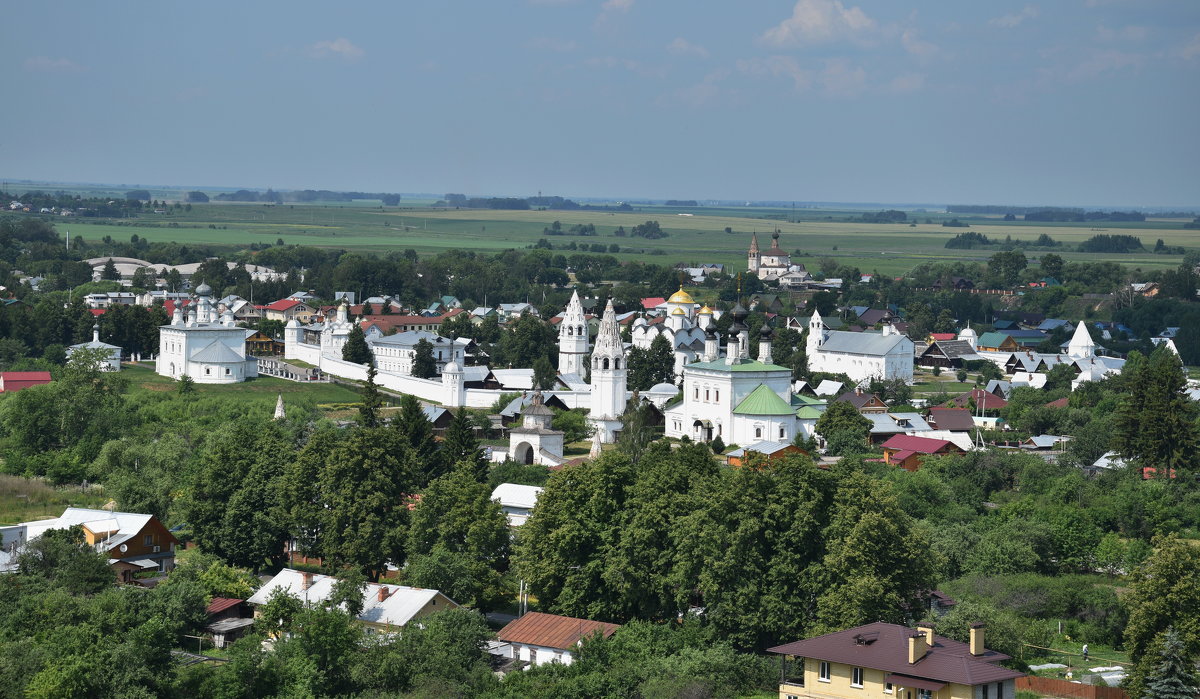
<box><xmin>1112</xmin><ymin>348</ymin><xmax>1199</xmax><ymax>479</ymax></box>
<box><xmin>315</xmin><ymin>427</ymin><xmax>415</xmax><ymax>575</ymax></box>
<box><xmin>814</xmin><ymin>400</ymin><xmax>871</xmax><ymax>455</ymax></box>
<box><xmin>616</xmin><ymin>398</ymin><xmax>657</xmax><ymax>465</ymax></box>
<box><xmin>392</xmin><ymin>393</ymin><xmax>443</xmax><ymax>485</ymax></box>
<box><xmin>1123</xmin><ymin>534</ymin><xmax>1200</xmax><ymax>697</ymax></box>
<box><xmin>357</xmin><ymin>363</ymin><xmax>383</xmax><ymax>428</ymax></box>
<box><xmin>443</xmin><ymin>407</ymin><xmax>486</xmax><ymax>480</ymax></box>
<box><xmin>341</xmin><ymin>324</ymin><xmax>373</xmax><ymax>364</ymax></box>
<box><xmin>551</xmin><ymin>408</ymin><xmax>592</xmax><ymax>444</ymax></box>
<box><xmin>411</xmin><ymin>338</ymin><xmax>437</xmax><ymax>379</ymax></box>
<box><xmin>16</xmin><ymin>526</ymin><xmax>114</xmax><ymax>594</ymax></box>
<box><xmin>1141</xmin><ymin>628</ymin><xmax>1200</xmax><ymax>699</ymax></box>
<box><xmin>532</xmin><ymin>355</ymin><xmax>556</xmax><ymax>390</ymax></box>
<box><xmin>407</xmin><ymin>463</ymin><xmax>510</xmax><ymax>608</ymax></box>
<box><xmin>627</xmin><ymin>334</ymin><xmax>675</xmax><ymax>391</ymax></box>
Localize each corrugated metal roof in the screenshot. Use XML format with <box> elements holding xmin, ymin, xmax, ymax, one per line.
<box><xmin>497</xmin><ymin>612</ymin><xmax>620</xmax><ymax>650</ymax></box>
<box><xmin>881</xmin><ymin>434</ymin><xmax>954</xmax><ymax>454</ymax></box>
<box><xmin>817</xmin><ymin>330</ymin><xmax>910</xmax><ymax>357</ymax></box>
<box><xmin>248</xmin><ymin>569</ymin><xmax>455</xmax><ymax>628</ymax></box>
<box><xmin>491</xmin><ymin>483</ymin><xmax>543</xmax><ymax>510</ymax></box>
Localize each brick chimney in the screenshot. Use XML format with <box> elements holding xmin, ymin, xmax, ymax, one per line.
<box><xmin>970</xmin><ymin>622</ymin><xmax>986</xmax><ymax>656</ymax></box>
<box><xmin>301</xmin><ymin>572</ymin><xmax>313</xmax><ymax>590</ymax></box>
<box><xmin>908</xmin><ymin>632</ymin><xmax>928</xmax><ymax>664</ymax></box>
<box><xmin>917</xmin><ymin>622</ymin><xmax>935</xmax><ymax>646</ymax></box>
<box><xmin>377</xmin><ymin>586</ymin><xmax>392</xmax><ymax>603</ymax></box>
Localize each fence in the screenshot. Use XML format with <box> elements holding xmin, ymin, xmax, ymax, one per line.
<box><xmin>1016</xmin><ymin>676</ymin><xmax>1128</xmax><ymax>699</ymax></box>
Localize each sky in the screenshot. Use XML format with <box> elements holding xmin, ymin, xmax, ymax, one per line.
<box><xmin>3</xmin><ymin>1</ymin><xmax>1198</xmax><ymax>208</ymax></box>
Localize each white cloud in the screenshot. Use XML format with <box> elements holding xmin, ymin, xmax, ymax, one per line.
<box><xmin>888</xmin><ymin>72</ymin><xmax>925</xmax><ymax>93</ymax></box>
<box><xmin>1097</xmin><ymin>24</ymin><xmax>1148</xmax><ymax>42</ymax></box>
<box><xmin>526</xmin><ymin>37</ymin><xmax>578</xmax><ymax>52</ymax></box>
<box><xmin>22</xmin><ymin>56</ymin><xmax>84</xmax><ymax>72</ymax></box>
<box><xmin>989</xmin><ymin>6</ymin><xmax>1039</xmax><ymax>29</ymax></box>
<box><xmin>600</xmin><ymin>0</ymin><xmax>632</xmax><ymax>12</ymax></box>
<box><xmin>901</xmin><ymin>28</ymin><xmax>937</xmax><ymax>57</ymax></box>
<box><xmin>820</xmin><ymin>58</ymin><xmax>866</xmax><ymax>96</ymax></box>
<box><xmin>307</xmin><ymin>38</ymin><xmax>364</xmax><ymax>61</ymax></box>
<box><xmin>1178</xmin><ymin>32</ymin><xmax>1200</xmax><ymax>60</ymax></box>
<box><xmin>737</xmin><ymin>55</ymin><xmax>813</xmax><ymax>91</ymax></box>
<box><xmin>760</xmin><ymin>0</ymin><xmax>875</xmax><ymax>47</ymax></box>
<box><xmin>667</xmin><ymin>37</ymin><xmax>709</xmax><ymax>58</ymax></box>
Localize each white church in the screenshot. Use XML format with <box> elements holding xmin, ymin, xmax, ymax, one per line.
<box><xmin>806</xmin><ymin>309</ymin><xmax>915</xmax><ymax>385</ymax></box>
<box><xmin>156</xmin><ymin>283</ymin><xmax>258</xmax><ymax>383</ymax></box>
<box><xmin>629</xmin><ymin>286</ymin><xmax>714</xmax><ymax>378</ymax></box>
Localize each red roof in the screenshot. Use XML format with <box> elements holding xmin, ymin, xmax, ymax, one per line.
<box><xmin>1044</xmin><ymin>397</ymin><xmax>1070</xmax><ymax>409</ymax></box>
<box><xmin>881</xmin><ymin>434</ymin><xmax>956</xmax><ymax>454</ymax></box>
<box><xmin>929</xmin><ymin>333</ymin><xmax>956</xmax><ymax>341</ymax></box>
<box><xmin>0</xmin><ymin>371</ymin><xmax>53</xmax><ymax>393</ymax></box>
<box><xmin>163</xmin><ymin>299</ymin><xmax>192</xmax><ymax>316</ymax></box>
<box><xmin>88</xmin><ymin>309</ymin><xmax>106</xmax><ymax>317</ymax></box>
<box><xmin>497</xmin><ymin>612</ymin><xmax>621</xmax><ymax>651</ymax></box>
<box><xmin>205</xmin><ymin>598</ymin><xmax>243</xmax><ymax>615</ymax></box>
<box><xmin>641</xmin><ymin>297</ymin><xmax>667</xmax><ymax>310</ymax></box>
<box><xmin>263</xmin><ymin>299</ymin><xmax>302</xmax><ymax>312</ymax></box>
<box><xmin>359</xmin><ymin>309</ymin><xmax>464</xmax><ymax>334</ymax></box>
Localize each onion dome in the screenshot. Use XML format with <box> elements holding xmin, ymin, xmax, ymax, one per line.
<box><xmin>194</xmin><ymin>282</ymin><xmax>212</xmax><ymax>296</ymax></box>
<box><xmin>667</xmin><ymin>285</ymin><xmax>694</xmax><ymax>304</ymax></box>
<box><xmin>698</xmin><ymin>305</ymin><xmax>713</xmax><ymax>315</ymax></box>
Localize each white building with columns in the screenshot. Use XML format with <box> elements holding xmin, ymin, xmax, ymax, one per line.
<box><xmin>806</xmin><ymin>310</ymin><xmax>914</xmax><ymax>385</ymax></box>
<box><xmin>156</xmin><ymin>283</ymin><xmax>257</xmax><ymax>383</ymax></box>
<box><xmin>589</xmin><ymin>300</ymin><xmax>628</xmax><ymax>443</ymax></box>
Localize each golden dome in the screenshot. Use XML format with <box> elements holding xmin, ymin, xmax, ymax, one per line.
<box><xmin>667</xmin><ymin>286</ymin><xmax>694</xmax><ymax>304</ymax></box>
<box><xmin>671</xmin><ymin>307</ymin><xmax>686</xmax><ymax>315</ymax></box>
<box><xmin>698</xmin><ymin>305</ymin><xmax>713</xmax><ymax>315</ymax></box>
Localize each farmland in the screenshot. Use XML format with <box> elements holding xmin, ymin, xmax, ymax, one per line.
<box><xmin>23</xmin><ymin>193</ymin><xmax>1200</xmax><ymax>278</ymax></box>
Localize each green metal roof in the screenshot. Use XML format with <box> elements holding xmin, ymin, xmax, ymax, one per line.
<box><xmin>791</xmin><ymin>393</ymin><xmax>824</xmax><ymax>407</ymax></box>
<box><xmin>733</xmin><ymin>385</ymin><xmax>795</xmax><ymax>415</ymax></box>
<box><xmin>687</xmin><ymin>358</ymin><xmax>792</xmax><ymax>373</ymax></box>
<box><xmin>796</xmin><ymin>405</ymin><xmax>825</xmax><ymax>419</ymax></box>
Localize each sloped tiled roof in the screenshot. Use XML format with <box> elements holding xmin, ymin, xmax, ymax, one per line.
<box><xmin>497</xmin><ymin>612</ymin><xmax>620</xmax><ymax>651</ymax></box>
<box><xmin>926</xmin><ymin>408</ymin><xmax>976</xmax><ymax>432</ymax></box>
<box><xmin>881</xmin><ymin>434</ymin><xmax>956</xmax><ymax>454</ymax></box>
<box><xmin>767</xmin><ymin>622</ymin><xmax>1021</xmax><ymax>687</ymax></box>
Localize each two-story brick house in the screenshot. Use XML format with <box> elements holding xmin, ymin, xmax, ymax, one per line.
<box><xmin>768</xmin><ymin>622</ymin><xmax>1023</xmax><ymax>699</ymax></box>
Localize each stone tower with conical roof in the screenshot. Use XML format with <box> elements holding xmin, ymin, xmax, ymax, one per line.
<box><xmin>1067</xmin><ymin>320</ymin><xmax>1095</xmax><ymax>359</ymax></box>
<box><xmin>748</xmin><ymin>232</ymin><xmax>761</xmax><ymax>274</ymax></box>
<box><xmin>558</xmin><ymin>290</ymin><xmax>589</xmax><ymax>377</ymax></box>
<box><xmin>589</xmin><ymin>299</ymin><xmax>627</xmax><ymax>443</ymax></box>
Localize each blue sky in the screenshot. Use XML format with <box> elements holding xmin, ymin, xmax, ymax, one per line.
<box><xmin>4</xmin><ymin>1</ymin><xmax>1198</xmax><ymax>207</ymax></box>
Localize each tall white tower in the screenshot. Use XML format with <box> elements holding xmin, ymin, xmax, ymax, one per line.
<box><xmin>807</xmin><ymin>309</ymin><xmax>827</xmax><ymax>356</ymax></box>
<box><xmin>748</xmin><ymin>232</ymin><xmax>761</xmax><ymax>274</ymax></box>
<box><xmin>589</xmin><ymin>299</ymin><xmax>628</xmax><ymax>443</ymax></box>
<box><xmin>442</xmin><ymin>358</ymin><xmax>465</xmax><ymax>407</ymax></box>
<box><xmin>558</xmin><ymin>290</ymin><xmax>589</xmax><ymax>376</ymax></box>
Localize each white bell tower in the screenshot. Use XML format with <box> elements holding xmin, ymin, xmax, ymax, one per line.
<box><xmin>589</xmin><ymin>299</ymin><xmax>628</xmax><ymax>443</ymax></box>
<box><xmin>558</xmin><ymin>290</ymin><xmax>589</xmax><ymax>376</ymax></box>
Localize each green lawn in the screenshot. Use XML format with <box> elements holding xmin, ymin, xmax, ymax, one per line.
<box><xmin>123</xmin><ymin>363</ymin><xmax>362</xmax><ymax>406</ymax></box>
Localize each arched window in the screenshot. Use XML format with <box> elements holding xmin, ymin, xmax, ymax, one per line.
<box><xmin>577</xmin><ymin>325</ymin><xmax>583</xmax><ymax>336</ymax></box>
<box><xmin>779</xmin><ymin>426</ymin><xmax>786</xmax><ymax>439</ymax></box>
<box><xmin>614</xmin><ymin>359</ymin><xmax>620</xmax><ymax>369</ymax></box>
<box><xmin>755</xmin><ymin>427</ymin><xmax>762</xmax><ymax>438</ymax></box>
<box><xmin>603</xmin><ymin>358</ymin><xmax>610</xmax><ymax>370</ymax></box>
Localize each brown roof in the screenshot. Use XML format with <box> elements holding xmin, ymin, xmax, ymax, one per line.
<box><xmin>767</xmin><ymin>622</ymin><xmax>1022</xmax><ymax>687</ymax></box>
<box><xmin>835</xmin><ymin>391</ymin><xmax>885</xmax><ymax>410</ymax></box>
<box><xmin>497</xmin><ymin>612</ymin><xmax>621</xmax><ymax>651</ymax></box>
<box><xmin>927</xmin><ymin>408</ymin><xmax>975</xmax><ymax>432</ymax></box>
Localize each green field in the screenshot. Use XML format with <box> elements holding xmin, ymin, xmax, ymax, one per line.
<box><xmin>122</xmin><ymin>363</ymin><xmax>362</xmax><ymax>407</ymax></box>
<box><xmin>31</xmin><ymin>198</ymin><xmax>1200</xmax><ymax>277</ymax></box>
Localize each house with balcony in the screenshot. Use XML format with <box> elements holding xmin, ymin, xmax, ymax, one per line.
<box><xmin>0</xmin><ymin>507</ymin><xmax>179</xmax><ymax>575</ymax></box>
<box><xmin>768</xmin><ymin>622</ymin><xmax>1023</xmax><ymax>699</ymax></box>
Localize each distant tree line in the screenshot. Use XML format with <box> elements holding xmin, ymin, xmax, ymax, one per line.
<box><xmin>858</xmin><ymin>209</ymin><xmax>907</xmax><ymax>223</ymax></box>
<box><xmin>213</xmin><ymin>189</ymin><xmax>402</xmax><ymax>205</ymax></box>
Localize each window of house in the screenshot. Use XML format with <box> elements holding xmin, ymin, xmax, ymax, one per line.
<box><xmin>884</xmin><ymin>682</ymin><xmax>893</xmax><ymax>694</ymax></box>
<box><xmin>714</xmin><ymin>390</ymin><xmax>719</xmax><ymax>401</ymax></box>
<box><xmin>144</xmin><ymin>534</ymin><xmax>153</xmax><ymax>546</ymax></box>
<box><xmin>852</xmin><ymin>667</ymin><xmax>864</xmax><ymax>687</ymax></box>
<box><xmin>695</xmin><ymin>387</ymin><xmax>699</xmax><ymax>399</ymax></box>
<box><xmin>755</xmin><ymin>427</ymin><xmax>762</xmax><ymax>438</ymax></box>
<box><xmin>779</xmin><ymin>426</ymin><xmax>786</xmax><ymax>439</ymax></box>
<box><xmin>996</xmin><ymin>682</ymin><xmax>1004</xmax><ymax>699</ymax></box>
<box><xmin>819</xmin><ymin>662</ymin><xmax>831</xmax><ymax>682</ymax></box>
<box><xmin>918</xmin><ymin>690</ymin><xmax>932</xmax><ymax>699</ymax></box>
<box><xmin>225</xmin><ymin>368</ymin><xmax>231</xmax><ymax>375</ymax></box>
<box><xmin>204</xmin><ymin>367</ymin><xmax>211</xmax><ymax>375</ymax></box>
<box><xmin>705</xmin><ymin>390</ymin><xmax>710</xmax><ymax>401</ymax></box>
